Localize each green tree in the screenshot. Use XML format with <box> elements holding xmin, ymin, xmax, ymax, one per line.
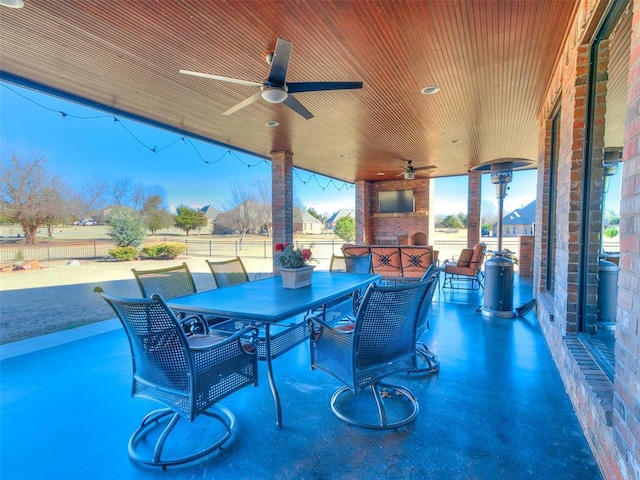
<box><xmin>334</xmin><ymin>216</ymin><xmax>355</xmax><ymax>242</ymax></box>
<box><xmin>141</xmin><ymin>194</ymin><xmax>173</xmax><ymax>235</ymax></box>
<box><xmin>441</xmin><ymin>214</ymin><xmax>464</xmax><ymax>229</ymax></box>
<box><xmin>107</xmin><ymin>206</ymin><xmax>146</xmax><ymax>247</ymax></box>
<box><xmin>174</xmin><ymin>204</ymin><xmax>207</xmax><ymax>236</ymax></box>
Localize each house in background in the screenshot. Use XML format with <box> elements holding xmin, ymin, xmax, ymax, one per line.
<box><xmin>325</xmin><ymin>208</ymin><xmax>354</xmax><ymax>231</ymax></box>
<box><xmin>201</xmin><ymin>205</ymin><xmax>219</xmax><ymax>232</ymax></box>
<box><xmin>294</xmin><ymin>207</ymin><xmax>323</xmax><ymax>235</ymax></box>
<box><xmin>496</xmin><ymin>201</ymin><xmax>536</xmax><ymax>237</ymax></box>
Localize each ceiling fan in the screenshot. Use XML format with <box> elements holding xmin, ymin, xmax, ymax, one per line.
<box><xmin>179</xmin><ymin>38</ymin><xmax>363</xmax><ymax>120</ymax></box>
<box><xmin>396</xmin><ymin>160</ymin><xmax>437</xmax><ymax>180</ymax></box>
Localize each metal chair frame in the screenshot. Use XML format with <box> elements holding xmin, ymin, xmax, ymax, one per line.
<box><xmin>94</xmin><ymin>288</ymin><xmax>258</xmax><ymax>468</ymax></box>
<box><xmin>206</xmin><ymin>257</ymin><xmax>250</xmax><ymax>288</ymax></box>
<box><xmin>309</xmin><ymin>280</ymin><xmax>429</xmax><ymax>430</ymax></box>
<box><xmin>442</xmin><ymin>243</ymin><xmax>486</xmax><ymax>290</ymax></box>
<box><xmin>131</xmin><ymin>262</ymin><xmax>209</xmax><ymax>334</ymax></box>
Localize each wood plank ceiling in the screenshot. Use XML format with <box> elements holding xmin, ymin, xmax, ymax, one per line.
<box><xmin>0</xmin><ymin>0</ymin><xmax>577</xmax><ymax>183</ymax></box>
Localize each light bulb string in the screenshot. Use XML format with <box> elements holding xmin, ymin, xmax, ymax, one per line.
<box><xmin>2</xmin><ymin>82</ymin><xmax>353</xmax><ymax>192</ymax></box>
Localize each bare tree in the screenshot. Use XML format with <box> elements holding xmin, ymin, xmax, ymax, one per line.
<box><xmin>253</xmin><ymin>176</ymin><xmax>272</xmax><ymax>237</ymax></box>
<box><xmin>218</xmin><ymin>182</ymin><xmax>264</xmax><ymax>243</ymax></box>
<box><xmin>109</xmin><ymin>175</ymin><xmax>133</xmax><ymax>206</ymax></box>
<box><xmin>0</xmin><ymin>145</ymin><xmax>74</xmax><ymax>243</ymax></box>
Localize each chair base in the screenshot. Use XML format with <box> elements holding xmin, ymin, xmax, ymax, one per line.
<box><xmin>407</xmin><ymin>342</ymin><xmax>440</xmax><ymax>375</ymax></box>
<box><xmin>128</xmin><ymin>406</ymin><xmax>236</xmax><ymax>468</ymax></box>
<box><xmin>442</xmin><ymin>273</ymin><xmax>484</xmax><ymax>290</ymax></box>
<box><xmin>330</xmin><ymin>382</ymin><xmax>419</xmax><ymax>430</ymax></box>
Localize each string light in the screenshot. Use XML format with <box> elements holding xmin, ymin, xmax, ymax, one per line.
<box><xmin>2</xmin><ymin>82</ymin><xmax>354</xmax><ymax>192</ymax></box>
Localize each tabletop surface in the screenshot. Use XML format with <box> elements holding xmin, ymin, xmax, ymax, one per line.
<box><xmin>168</xmin><ymin>271</ymin><xmax>380</xmax><ymax>323</ymax></box>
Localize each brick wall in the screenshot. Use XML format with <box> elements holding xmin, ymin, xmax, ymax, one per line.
<box><xmin>533</xmin><ymin>0</ymin><xmax>640</xmax><ymax>478</ymax></box>
<box><xmin>614</xmin><ymin>0</ymin><xmax>640</xmax><ymax>476</ymax></box>
<box><xmin>355</xmin><ymin>178</ymin><xmax>432</xmax><ymax>246</ymax></box>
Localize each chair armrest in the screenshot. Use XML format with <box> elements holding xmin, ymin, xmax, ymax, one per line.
<box><xmin>188</xmin><ymin>326</ymin><xmax>259</xmax><ymax>352</ymax></box>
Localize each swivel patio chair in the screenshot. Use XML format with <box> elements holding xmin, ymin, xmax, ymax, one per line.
<box><xmin>132</xmin><ymin>262</ymin><xmax>209</xmax><ymax>333</ymax></box>
<box><xmin>94</xmin><ymin>287</ymin><xmax>259</xmax><ymax>468</ymax></box>
<box><xmin>409</xmin><ymin>265</ymin><xmax>442</xmax><ymax>374</ymax></box>
<box><xmin>206</xmin><ymin>257</ymin><xmax>249</xmax><ymax>288</ymax></box>
<box><xmin>442</xmin><ymin>242</ymin><xmax>486</xmax><ymax>290</ymax></box>
<box><xmin>309</xmin><ymin>280</ymin><xmax>429</xmax><ymax>430</ymax></box>
<box><xmin>317</xmin><ymin>254</ymin><xmax>372</xmax><ymax>324</ymax></box>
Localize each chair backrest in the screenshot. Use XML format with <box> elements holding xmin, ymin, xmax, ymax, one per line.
<box><xmin>469</xmin><ymin>242</ymin><xmax>486</xmax><ymax>272</ymax></box>
<box><xmin>132</xmin><ymin>262</ymin><xmax>197</xmax><ymax>299</ymax></box>
<box><xmin>352</xmin><ymin>281</ymin><xmax>428</xmax><ymax>372</ymax></box>
<box><xmin>415</xmin><ymin>267</ymin><xmax>440</xmax><ymax>338</ymax></box>
<box><xmin>206</xmin><ymin>257</ymin><xmax>249</xmax><ymax>288</ymax></box>
<box><xmin>95</xmin><ymin>288</ymin><xmax>192</xmax><ymax>396</ymax></box>
<box><xmin>330</xmin><ymin>254</ymin><xmax>372</xmax><ymax>273</ymax></box>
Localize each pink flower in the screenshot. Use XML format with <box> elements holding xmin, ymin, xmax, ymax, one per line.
<box><xmin>274</xmin><ymin>243</ymin><xmax>286</xmax><ymax>252</ymax></box>
<box><xmin>301</xmin><ymin>249</ymin><xmax>312</xmax><ymax>260</ymax></box>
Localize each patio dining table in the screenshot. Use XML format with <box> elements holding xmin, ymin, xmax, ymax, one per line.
<box><xmin>167</xmin><ymin>271</ymin><xmax>380</xmax><ymax>427</ymax></box>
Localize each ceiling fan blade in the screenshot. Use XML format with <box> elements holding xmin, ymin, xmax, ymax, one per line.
<box><xmin>283</xmin><ymin>95</ymin><xmax>314</xmax><ymax>119</ymax></box>
<box><xmin>413</xmin><ymin>165</ymin><xmax>438</xmax><ymax>171</ymax></box>
<box><xmin>222</xmin><ymin>92</ymin><xmax>263</xmax><ymax>115</ymax></box>
<box><xmin>179</xmin><ymin>70</ymin><xmax>263</xmax><ymax>87</ymax></box>
<box><xmin>267</xmin><ymin>38</ymin><xmax>292</xmax><ymax>87</ymax></box>
<box><xmin>287</xmin><ymin>81</ymin><xmax>363</xmax><ymax>93</ymax></box>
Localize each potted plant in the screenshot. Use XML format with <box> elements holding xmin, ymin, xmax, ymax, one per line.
<box><xmin>274</xmin><ymin>243</ymin><xmax>315</xmax><ymax>288</ymax></box>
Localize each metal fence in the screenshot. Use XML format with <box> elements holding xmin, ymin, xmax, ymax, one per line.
<box><xmin>2</xmin><ymin>236</ymin><xmax>522</xmax><ymax>266</ymax></box>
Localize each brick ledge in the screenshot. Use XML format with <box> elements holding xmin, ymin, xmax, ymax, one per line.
<box><xmin>564</xmin><ymin>335</ymin><xmax>614</xmax><ymax>426</ymax></box>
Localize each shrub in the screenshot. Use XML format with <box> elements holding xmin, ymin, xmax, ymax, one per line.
<box><xmin>604</xmin><ymin>226</ymin><xmax>619</xmax><ymax>239</ymax></box>
<box><xmin>108</xmin><ymin>246</ymin><xmax>139</xmax><ymax>261</ymax></box>
<box><xmin>107</xmin><ymin>206</ymin><xmax>146</xmax><ymax>247</ymax></box>
<box><xmin>142</xmin><ymin>242</ymin><xmax>187</xmax><ymax>259</ymax></box>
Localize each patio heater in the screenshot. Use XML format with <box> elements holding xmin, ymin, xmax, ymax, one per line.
<box><xmin>471</xmin><ymin>158</ymin><xmax>534</xmax><ymax>318</ymax></box>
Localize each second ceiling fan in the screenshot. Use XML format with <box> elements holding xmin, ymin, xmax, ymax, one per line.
<box><xmin>180</xmin><ymin>38</ymin><xmax>363</xmax><ymax>120</ymax></box>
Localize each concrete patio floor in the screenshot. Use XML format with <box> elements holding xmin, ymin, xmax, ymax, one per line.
<box><xmin>0</xmin><ymin>275</ymin><xmax>602</xmax><ymax>479</ymax></box>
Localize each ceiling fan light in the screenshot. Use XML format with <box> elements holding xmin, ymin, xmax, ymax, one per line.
<box><xmin>261</xmin><ymin>87</ymin><xmax>288</xmax><ymax>104</ymax></box>
<box><xmin>0</xmin><ymin>0</ymin><xmax>24</xmax><ymax>7</ymax></box>
<box><xmin>404</xmin><ymin>170</ymin><xmax>416</xmax><ymax>180</ymax></box>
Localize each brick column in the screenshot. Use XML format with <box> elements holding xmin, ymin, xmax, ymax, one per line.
<box><xmin>467</xmin><ymin>171</ymin><xmax>481</xmax><ymax>246</ymax></box>
<box><xmin>518</xmin><ymin>235</ymin><xmax>534</xmax><ymax>277</ymax></box>
<box><xmin>271</xmin><ymin>150</ymin><xmax>293</xmax><ymax>271</ymax></box>
<box><xmin>355</xmin><ymin>180</ymin><xmax>372</xmax><ymax>244</ymax></box>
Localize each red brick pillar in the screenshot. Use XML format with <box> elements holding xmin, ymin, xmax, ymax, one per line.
<box><xmin>355</xmin><ymin>180</ymin><xmax>372</xmax><ymax>244</ymax></box>
<box><xmin>271</xmin><ymin>150</ymin><xmax>293</xmax><ymax>271</ymax></box>
<box><xmin>519</xmin><ymin>235</ymin><xmax>534</xmax><ymax>277</ymax></box>
<box><xmin>467</xmin><ymin>171</ymin><xmax>481</xmax><ymax>246</ymax></box>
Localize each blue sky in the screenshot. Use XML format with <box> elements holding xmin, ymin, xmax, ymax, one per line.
<box><xmin>1</xmin><ymin>81</ymin><xmax>555</xmax><ymax>217</ymax></box>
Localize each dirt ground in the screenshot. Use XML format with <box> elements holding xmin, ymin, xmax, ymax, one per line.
<box><xmin>0</xmin><ymin>225</ymin><xmax>471</xmax><ymax>345</ymax></box>
<box><xmin>0</xmin><ymin>256</ymin><xmax>274</xmax><ymax>345</ymax></box>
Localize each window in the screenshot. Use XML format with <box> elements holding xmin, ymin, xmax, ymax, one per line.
<box><xmin>580</xmin><ymin>0</ymin><xmax>630</xmax><ymax>380</ymax></box>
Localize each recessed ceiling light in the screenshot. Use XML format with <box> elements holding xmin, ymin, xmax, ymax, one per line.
<box><xmin>450</xmin><ymin>139</ymin><xmax>461</xmax><ymax>144</ymax></box>
<box><xmin>421</xmin><ymin>85</ymin><xmax>440</xmax><ymax>95</ymax></box>
<box><xmin>376</xmin><ymin>172</ymin><xmax>385</xmax><ymax>176</ymax></box>
<box><xmin>265</xmin><ymin>121</ymin><xmax>279</xmax><ymax>127</ymax></box>
<box><xmin>338</xmin><ymin>153</ymin><xmax>347</xmax><ymax>158</ymax></box>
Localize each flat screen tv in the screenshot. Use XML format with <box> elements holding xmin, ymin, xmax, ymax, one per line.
<box><xmin>379</xmin><ymin>189</ymin><xmax>414</xmax><ymax>213</ymax></box>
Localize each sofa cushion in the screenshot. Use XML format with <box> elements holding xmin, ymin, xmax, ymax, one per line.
<box><xmin>400</xmin><ymin>247</ymin><xmax>434</xmax><ymax>278</ymax></box>
<box><xmin>456</xmin><ymin>248</ymin><xmax>474</xmax><ymax>267</ymax></box>
<box><xmin>370</xmin><ymin>247</ymin><xmax>402</xmax><ymax>277</ymax></box>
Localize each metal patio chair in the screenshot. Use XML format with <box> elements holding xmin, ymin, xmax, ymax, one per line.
<box><xmin>206</xmin><ymin>257</ymin><xmax>249</xmax><ymax>288</ymax></box>
<box><xmin>442</xmin><ymin>242</ymin><xmax>486</xmax><ymax>290</ymax></box>
<box><xmin>309</xmin><ymin>280</ymin><xmax>428</xmax><ymax>430</ymax></box>
<box><xmin>131</xmin><ymin>262</ymin><xmax>210</xmax><ymax>333</ymax></box>
<box><xmin>409</xmin><ymin>265</ymin><xmax>442</xmax><ymax>374</ymax></box>
<box><xmin>94</xmin><ymin>287</ymin><xmax>259</xmax><ymax>468</ymax></box>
